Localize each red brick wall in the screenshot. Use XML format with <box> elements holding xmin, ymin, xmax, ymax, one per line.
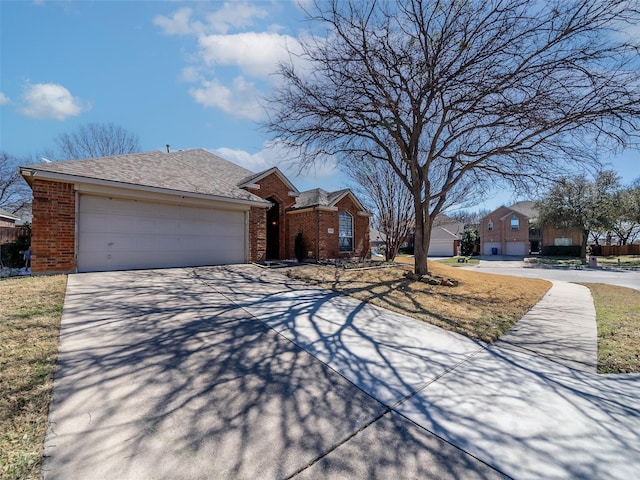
<box><xmin>252</xmin><ymin>173</ymin><xmax>296</xmax><ymax>259</ymax></box>
<box><xmin>481</xmin><ymin>206</ymin><xmax>529</xmax><ymax>254</ymax></box>
<box><xmin>541</xmin><ymin>225</ymin><xmax>583</xmax><ymax>247</ymax></box>
<box><xmin>287</xmin><ymin>210</ymin><xmax>318</xmax><ymax>259</ymax></box>
<box><xmin>248</xmin><ymin>206</ymin><xmax>266</xmax><ymax>262</ymax></box>
<box><xmin>31</xmin><ymin>179</ymin><xmax>76</xmax><ymax>273</ymax></box>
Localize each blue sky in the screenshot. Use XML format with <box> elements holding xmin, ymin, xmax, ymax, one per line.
<box><xmin>1</xmin><ymin>0</ymin><xmax>638</xmax><ymax>211</ymax></box>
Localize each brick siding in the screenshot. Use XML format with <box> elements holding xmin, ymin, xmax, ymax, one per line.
<box><xmin>251</xmin><ymin>173</ymin><xmax>296</xmax><ymax>259</ymax></box>
<box><xmin>248</xmin><ymin>206</ymin><xmax>266</xmax><ymax>262</ymax></box>
<box><xmin>31</xmin><ymin>179</ymin><xmax>76</xmax><ymax>273</ymax></box>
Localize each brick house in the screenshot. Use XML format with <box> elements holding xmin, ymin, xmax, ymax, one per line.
<box><xmin>480</xmin><ymin>201</ymin><xmax>581</xmax><ymax>256</ymax></box>
<box><xmin>20</xmin><ymin>149</ymin><xmax>370</xmax><ymax>273</ymax></box>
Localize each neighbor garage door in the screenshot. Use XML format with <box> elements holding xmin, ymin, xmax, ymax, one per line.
<box><xmin>78</xmin><ymin>195</ymin><xmax>246</xmax><ymax>272</ymax></box>
<box><xmin>428</xmin><ymin>239</ymin><xmax>455</xmax><ymax>256</ymax></box>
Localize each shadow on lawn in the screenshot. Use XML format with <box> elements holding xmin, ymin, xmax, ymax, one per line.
<box><xmin>43</xmin><ymin>266</ymin><xmax>501</xmax><ymax>480</ymax></box>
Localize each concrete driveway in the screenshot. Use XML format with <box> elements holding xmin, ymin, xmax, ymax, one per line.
<box><xmin>44</xmin><ymin>265</ymin><xmax>640</xmax><ymax>479</ymax></box>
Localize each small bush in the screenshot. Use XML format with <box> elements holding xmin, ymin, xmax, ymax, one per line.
<box><xmin>541</xmin><ymin>245</ymin><xmax>582</xmax><ymax>257</ymax></box>
<box><xmin>398</xmin><ymin>246</ymin><xmax>414</xmax><ymax>255</ymax></box>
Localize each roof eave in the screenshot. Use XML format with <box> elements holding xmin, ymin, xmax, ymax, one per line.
<box><xmin>20</xmin><ymin>168</ymin><xmax>271</xmax><ymax>208</ymax></box>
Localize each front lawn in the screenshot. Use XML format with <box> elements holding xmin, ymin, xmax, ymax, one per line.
<box><xmin>0</xmin><ymin>275</ymin><xmax>67</xmax><ymax>480</ymax></box>
<box><xmin>285</xmin><ymin>262</ymin><xmax>551</xmax><ymax>342</ymax></box>
<box><xmin>581</xmin><ymin>283</ymin><xmax>640</xmax><ymax>374</ymax></box>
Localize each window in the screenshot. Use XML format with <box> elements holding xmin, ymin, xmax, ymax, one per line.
<box><xmin>339</xmin><ymin>211</ymin><xmax>353</xmax><ymax>252</ymax></box>
<box><xmin>511</xmin><ymin>216</ymin><xmax>519</xmax><ymax>231</ymax></box>
<box><xmin>554</xmin><ymin>237</ymin><xmax>572</xmax><ymax>246</ymax></box>
<box><xmin>487</xmin><ymin>220</ymin><xmax>493</xmax><ymax>231</ymax></box>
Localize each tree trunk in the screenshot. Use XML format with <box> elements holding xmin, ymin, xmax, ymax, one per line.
<box><xmin>413</xmin><ymin>197</ymin><xmax>430</xmax><ymax>276</ymax></box>
<box><xmin>581</xmin><ymin>230</ymin><xmax>589</xmax><ymax>261</ymax></box>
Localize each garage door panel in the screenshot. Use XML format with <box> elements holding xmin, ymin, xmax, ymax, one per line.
<box><xmin>78</xmin><ymin>195</ymin><xmax>247</xmax><ymax>272</ymax></box>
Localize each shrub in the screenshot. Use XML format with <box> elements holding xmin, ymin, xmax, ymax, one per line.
<box><xmin>541</xmin><ymin>245</ymin><xmax>582</xmax><ymax>257</ymax></box>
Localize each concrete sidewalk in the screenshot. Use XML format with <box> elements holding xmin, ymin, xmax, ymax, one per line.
<box><xmin>495</xmin><ymin>281</ymin><xmax>597</xmax><ymax>371</ymax></box>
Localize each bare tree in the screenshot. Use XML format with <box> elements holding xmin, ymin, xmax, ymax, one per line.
<box><xmin>266</xmin><ymin>0</ymin><xmax>640</xmax><ymax>275</ymax></box>
<box><xmin>0</xmin><ymin>152</ymin><xmax>31</xmax><ymax>214</ymax></box>
<box><xmin>55</xmin><ymin>122</ymin><xmax>141</xmax><ymax>160</ymax></box>
<box><xmin>345</xmin><ymin>158</ymin><xmax>414</xmax><ymax>261</ymax></box>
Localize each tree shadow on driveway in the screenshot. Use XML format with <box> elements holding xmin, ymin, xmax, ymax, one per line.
<box><xmin>44</xmin><ymin>267</ymin><xmax>502</xmax><ymax>480</ymax></box>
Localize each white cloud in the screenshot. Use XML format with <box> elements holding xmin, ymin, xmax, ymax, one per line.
<box><xmin>189</xmin><ymin>76</ymin><xmax>265</xmax><ymax>121</ymax></box>
<box><xmin>204</xmin><ymin>2</ymin><xmax>268</xmax><ymax>34</ymax></box>
<box><xmin>154</xmin><ymin>7</ymin><xmax>200</xmax><ymax>36</ymax></box>
<box><xmin>20</xmin><ymin>83</ymin><xmax>88</xmax><ymax>120</ymax></box>
<box><xmin>0</xmin><ymin>92</ymin><xmax>10</xmax><ymax>105</ymax></box>
<box><xmin>212</xmin><ymin>140</ymin><xmax>338</xmax><ymax>184</ymax></box>
<box><xmin>154</xmin><ymin>2</ymin><xmax>269</xmax><ymax>36</ymax></box>
<box><xmin>198</xmin><ymin>31</ymin><xmax>300</xmax><ymax>78</ymax></box>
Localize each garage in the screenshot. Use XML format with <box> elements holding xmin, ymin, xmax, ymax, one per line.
<box><xmin>428</xmin><ymin>239</ymin><xmax>455</xmax><ymax>257</ymax></box>
<box><xmin>506</xmin><ymin>242</ymin><xmax>528</xmax><ymax>257</ymax></box>
<box><xmin>78</xmin><ymin>194</ymin><xmax>247</xmax><ymax>272</ymax></box>
<box><xmin>483</xmin><ymin>242</ymin><xmax>501</xmax><ymax>255</ymax></box>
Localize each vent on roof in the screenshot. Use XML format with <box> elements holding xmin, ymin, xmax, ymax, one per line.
<box><xmin>166</xmin><ymin>144</ymin><xmax>170</xmax><ymax>153</ymax></box>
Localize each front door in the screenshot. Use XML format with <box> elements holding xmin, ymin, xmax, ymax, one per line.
<box><xmin>266</xmin><ymin>201</ymin><xmax>280</xmax><ymax>260</ymax></box>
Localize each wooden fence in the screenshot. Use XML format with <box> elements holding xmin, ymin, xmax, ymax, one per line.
<box><xmin>591</xmin><ymin>244</ymin><xmax>640</xmax><ymax>256</ymax></box>
<box><xmin>0</xmin><ymin>226</ymin><xmax>30</xmax><ymax>245</ymax></box>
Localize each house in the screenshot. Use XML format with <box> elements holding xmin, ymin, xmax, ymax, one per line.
<box><xmin>402</xmin><ymin>215</ymin><xmax>463</xmax><ymax>257</ymax></box>
<box><xmin>20</xmin><ymin>149</ymin><xmax>370</xmax><ymax>273</ymax></box>
<box><xmin>429</xmin><ymin>215</ymin><xmax>463</xmax><ymax>256</ymax></box>
<box><xmin>480</xmin><ymin>201</ymin><xmax>581</xmax><ymax>256</ymax></box>
<box><xmin>0</xmin><ymin>207</ymin><xmax>19</xmax><ymax>228</ymax></box>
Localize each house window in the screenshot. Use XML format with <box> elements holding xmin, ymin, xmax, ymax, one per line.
<box><xmin>339</xmin><ymin>211</ymin><xmax>353</xmax><ymax>252</ymax></box>
<box><xmin>511</xmin><ymin>216</ymin><xmax>519</xmax><ymax>231</ymax></box>
<box><xmin>554</xmin><ymin>237</ymin><xmax>572</xmax><ymax>246</ymax></box>
<box><xmin>487</xmin><ymin>220</ymin><xmax>493</xmax><ymax>231</ymax></box>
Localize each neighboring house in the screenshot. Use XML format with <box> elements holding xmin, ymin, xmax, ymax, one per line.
<box><xmin>480</xmin><ymin>201</ymin><xmax>580</xmax><ymax>256</ymax></box>
<box><xmin>429</xmin><ymin>215</ymin><xmax>463</xmax><ymax>256</ymax></box>
<box><xmin>20</xmin><ymin>149</ymin><xmax>370</xmax><ymax>273</ymax></box>
<box><xmin>402</xmin><ymin>214</ymin><xmax>463</xmax><ymax>257</ymax></box>
<box><xmin>0</xmin><ymin>208</ymin><xmax>19</xmax><ymax>228</ymax></box>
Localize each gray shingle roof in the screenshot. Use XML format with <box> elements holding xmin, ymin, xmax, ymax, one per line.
<box><xmin>0</xmin><ymin>207</ymin><xmax>19</xmax><ymax>221</ymax></box>
<box><xmin>508</xmin><ymin>201</ymin><xmax>537</xmax><ymax>219</ymax></box>
<box><xmin>22</xmin><ymin>149</ymin><xmax>268</xmax><ymax>204</ymax></box>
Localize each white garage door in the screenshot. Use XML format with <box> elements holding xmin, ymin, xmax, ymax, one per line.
<box><xmin>506</xmin><ymin>242</ymin><xmax>528</xmax><ymax>256</ymax></box>
<box><xmin>483</xmin><ymin>242</ymin><xmax>501</xmax><ymax>255</ymax></box>
<box><xmin>428</xmin><ymin>239</ymin><xmax>455</xmax><ymax>256</ymax></box>
<box><xmin>78</xmin><ymin>195</ymin><xmax>246</xmax><ymax>272</ymax></box>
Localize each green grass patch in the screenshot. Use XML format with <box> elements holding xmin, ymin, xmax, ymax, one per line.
<box><xmin>436</xmin><ymin>257</ymin><xmax>481</xmax><ymax>267</ymax></box>
<box><xmin>0</xmin><ymin>275</ymin><xmax>67</xmax><ymax>480</ymax></box>
<box><xmin>581</xmin><ymin>283</ymin><xmax>640</xmax><ymax>374</ymax></box>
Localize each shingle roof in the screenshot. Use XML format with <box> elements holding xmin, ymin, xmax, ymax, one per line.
<box><xmin>21</xmin><ymin>149</ymin><xmax>268</xmax><ymax>204</ymax></box>
<box><xmin>0</xmin><ymin>207</ymin><xmax>19</xmax><ymax>221</ymax></box>
<box><xmin>508</xmin><ymin>201</ymin><xmax>538</xmax><ymax>219</ymax></box>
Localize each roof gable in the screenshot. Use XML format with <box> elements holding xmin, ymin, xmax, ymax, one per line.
<box><xmin>238</xmin><ymin>167</ymin><xmax>300</xmax><ymax>194</ymax></box>
<box><xmin>290</xmin><ymin>188</ymin><xmax>368</xmax><ymax>213</ymax></box>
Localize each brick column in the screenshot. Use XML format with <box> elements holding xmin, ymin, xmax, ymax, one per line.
<box><xmin>31</xmin><ymin>179</ymin><xmax>76</xmax><ymax>273</ymax></box>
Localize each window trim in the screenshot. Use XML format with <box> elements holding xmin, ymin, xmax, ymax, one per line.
<box><xmin>510</xmin><ymin>216</ymin><xmax>519</xmax><ymax>231</ymax></box>
<box><xmin>338</xmin><ymin>211</ymin><xmax>354</xmax><ymax>252</ymax></box>
<box><xmin>487</xmin><ymin>220</ymin><xmax>493</xmax><ymax>232</ymax></box>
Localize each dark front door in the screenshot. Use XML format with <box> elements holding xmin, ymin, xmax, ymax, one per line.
<box><xmin>266</xmin><ymin>202</ymin><xmax>280</xmax><ymax>260</ymax></box>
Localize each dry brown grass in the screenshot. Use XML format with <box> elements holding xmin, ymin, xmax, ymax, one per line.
<box><xmin>581</xmin><ymin>283</ymin><xmax>640</xmax><ymax>374</ymax></box>
<box><xmin>0</xmin><ymin>275</ymin><xmax>67</xmax><ymax>480</ymax></box>
<box><xmin>286</xmin><ymin>262</ymin><xmax>551</xmax><ymax>342</ymax></box>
